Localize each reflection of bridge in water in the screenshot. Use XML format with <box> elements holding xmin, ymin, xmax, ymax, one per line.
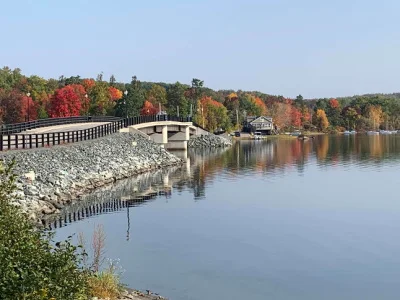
<box><xmin>46</xmin><ymin>146</ymin><xmax>232</xmax><ymax>232</ymax></box>
<box><xmin>45</xmin><ymin>149</ymin><xmax>199</xmax><ymax>230</ymax></box>
<box><xmin>46</xmin><ymin>191</ymin><xmax>170</xmax><ymax>230</ymax></box>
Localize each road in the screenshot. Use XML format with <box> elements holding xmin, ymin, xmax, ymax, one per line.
<box><xmin>20</xmin><ymin>122</ymin><xmax>111</xmax><ymax>134</ymax></box>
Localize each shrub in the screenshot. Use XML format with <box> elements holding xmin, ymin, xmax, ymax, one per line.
<box><xmin>79</xmin><ymin>225</ymin><xmax>124</xmax><ymax>300</ymax></box>
<box><xmin>87</xmin><ymin>261</ymin><xmax>124</xmax><ymax>300</ymax></box>
<box><xmin>0</xmin><ymin>160</ymin><xmax>90</xmax><ymax>299</ymax></box>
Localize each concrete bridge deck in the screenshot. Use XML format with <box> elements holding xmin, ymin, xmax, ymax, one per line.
<box><xmin>21</xmin><ymin>122</ymin><xmax>111</xmax><ymax>134</ymax></box>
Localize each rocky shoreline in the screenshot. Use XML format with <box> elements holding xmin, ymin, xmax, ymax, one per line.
<box><xmin>95</xmin><ymin>288</ymin><xmax>167</xmax><ymax>300</ymax></box>
<box><xmin>188</xmin><ymin>133</ymin><xmax>232</xmax><ymax>148</ymax></box>
<box><xmin>0</xmin><ymin>132</ymin><xmax>182</xmax><ymax>225</ymax></box>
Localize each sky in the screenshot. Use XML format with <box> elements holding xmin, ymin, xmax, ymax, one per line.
<box><xmin>1</xmin><ymin>0</ymin><xmax>399</xmax><ymax>98</ymax></box>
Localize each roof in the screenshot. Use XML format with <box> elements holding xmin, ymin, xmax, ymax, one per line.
<box><xmin>248</xmin><ymin>116</ymin><xmax>273</xmax><ymax>124</ymax></box>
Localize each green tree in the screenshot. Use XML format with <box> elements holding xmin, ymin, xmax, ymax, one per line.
<box><xmin>109</xmin><ymin>74</ymin><xmax>116</xmax><ymax>87</ymax></box>
<box><xmin>0</xmin><ymin>67</ymin><xmax>24</xmax><ymax>91</ymax></box>
<box><xmin>89</xmin><ymin>81</ymin><xmax>111</xmax><ymax>115</ymax></box>
<box><xmin>239</xmin><ymin>94</ymin><xmax>261</xmax><ymax>116</ymax></box>
<box><xmin>124</xmin><ymin>76</ymin><xmax>145</xmax><ymax>117</ymax></box>
<box><xmin>166</xmin><ymin>82</ymin><xmax>189</xmax><ymax>116</ymax></box>
<box><xmin>294</xmin><ymin>94</ymin><xmax>304</xmax><ymax>109</ymax></box>
<box><xmin>146</xmin><ymin>84</ymin><xmax>167</xmax><ymax>108</ymax></box>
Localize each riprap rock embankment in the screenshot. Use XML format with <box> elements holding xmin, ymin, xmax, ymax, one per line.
<box><xmin>188</xmin><ymin>134</ymin><xmax>232</xmax><ymax>148</ymax></box>
<box><xmin>0</xmin><ymin>133</ymin><xmax>181</xmax><ymax>224</ymax></box>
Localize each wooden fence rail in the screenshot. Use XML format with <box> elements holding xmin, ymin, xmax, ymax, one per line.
<box><xmin>0</xmin><ymin>115</ymin><xmax>192</xmax><ymax>151</ymax></box>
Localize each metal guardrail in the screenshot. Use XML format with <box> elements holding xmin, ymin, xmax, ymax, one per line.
<box><xmin>0</xmin><ymin>115</ymin><xmax>193</xmax><ymax>151</ymax></box>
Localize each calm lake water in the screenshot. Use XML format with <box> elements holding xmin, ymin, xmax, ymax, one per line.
<box><xmin>56</xmin><ymin>135</ymin><xmax>400</xmax><ymax>300</ymax></box>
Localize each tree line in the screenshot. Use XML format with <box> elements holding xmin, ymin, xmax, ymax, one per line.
<box><xmin>1</xmin><ymin>66</ymin><xmax>400</xmax><ymax>132</ymax></box>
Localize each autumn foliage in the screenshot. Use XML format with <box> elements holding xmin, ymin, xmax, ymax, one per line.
<box><xmin>291</xmin><ymin>107</ymin><xmax>302</xmax><ymax>128</ymax></box>
<box><xmin>314</xmin><ymin>109</ymin><xmax>329</xmax><ymax>131</ymax></box>
<box><xmin>48</xmin><ymin>85</ymin><xmax>85</xmax><ymax>117</ymax></box>
<box><xmin>253</xmin><ymin>97</ymin><xmax>267</xmax><ymax>115</ymax></box>
<box><xmin>108</xmin><ymin>87</ymin><xmax>122</xmax><ymax>101</ymax></box>
<box><xmin>140</xmin><ymin>101</ymin><xmax>158</xmax><ymax>115</ymax></box>
<box><xmin>195</xmin><ymin>96</ymin><xmax>229</xmax><ymax>132</ymax></box>
<box><xmin>5</xmin><ymin>66</ymin><xmax>400</xmax><ymax>133</ymax></box>
<box><xmin>329</xmin><ymin>99</ymin><xmax>339</xmax><ymax>109</ymax></box>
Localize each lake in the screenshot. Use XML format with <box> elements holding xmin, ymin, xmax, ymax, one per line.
<box><xmin>55</xmin><ymin>135</ymin><xmax>400</xmax><ymax>300</ymax></box>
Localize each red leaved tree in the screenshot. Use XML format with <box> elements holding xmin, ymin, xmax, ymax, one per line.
<box><xmin>329</xmin><ymin>98</ymin><xmax>339</xmax><ymax>109</ymax></box>
<box><xmin>0</xmin><ymin>89</ymin><xmax>37</xmax><ymax>123</ymax></box>
<box><xmin>48</xmin><ymin>85</ymin><xmax>84</xmax><ymax>117</ymax></box>
<box><xmin>291</xmin><ymin>107</ymin><xmax>302</xmax><ymax>128</ymax></box>
<box><xmin>140</xmin><ymin>101</ymin><xmax>158</xmax><ymax>115</ymax></box>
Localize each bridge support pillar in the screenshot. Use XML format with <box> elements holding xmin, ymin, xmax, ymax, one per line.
<box><xmin>163</xmin><ymin>174</ymin><xmax>169</xmax><ymax>187</ymax></box>
<box><xmin>186</xmin><ymin>156</ymin><xmax>191</xmax><ymax>176</ymax></box>
<box><xmin>162</xmin><ymin>125</ymin><xmax>168</xmax><ymax>144</ymax></box>
<box><xmin>184</xmin><ymin>126</ymin><xmax>190</xmax><ymax>141</ymax></box>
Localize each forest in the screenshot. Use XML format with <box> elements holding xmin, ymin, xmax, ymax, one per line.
<box><xmin>1</xmin><ymin>66</ymin><xmax>400</xmax><ymax>133</ymax></box>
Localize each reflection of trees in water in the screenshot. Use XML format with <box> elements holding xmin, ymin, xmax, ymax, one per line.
<box><xmin>219</xmin><ymin>140</ymin><xmax>311</xmax><ymax>175</ymax></box>
<box><xmin>315</xmin><ymin>135</ymin><xmax>400</xmax><ymax>164</ymax></box>
<box><xmin>187</xmin><ymin>147</ymin><xmax>231</xmax><ymax>200</ymax></box>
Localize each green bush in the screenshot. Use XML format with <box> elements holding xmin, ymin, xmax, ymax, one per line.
<box><xmin>0</xmin><ymin>160</ymin><xmax>90</xmax><ymax>300</ymax></box>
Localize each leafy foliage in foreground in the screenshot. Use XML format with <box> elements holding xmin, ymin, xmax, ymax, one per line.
<box><xmin>0</xmin><ymin>161</ymin><xmax>90</xmax><ymax>299</ymax></box>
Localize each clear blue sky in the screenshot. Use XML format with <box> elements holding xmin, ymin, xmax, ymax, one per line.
<box><xmin>1</xmin><ymin>0</ymin><xmax>399</xmax><ymax>98</ymax></box>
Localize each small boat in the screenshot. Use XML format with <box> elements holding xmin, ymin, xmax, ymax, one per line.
<box><xmin>290</xmin><ymin>130</ymin><xmax>302</xmax><ymax>137</ymax></box>
<box><xmin>367</xmin><ymin>131</ymin><xmax>379</xmax><ymax>135</ymax></box>
<box><xmin>380</xmin><ymin>130</ymin><xmax>392</xmax><ymax>135</ymax></box>
<box><xmin>253</xmin><ymin>132</ymin><xmax>263</xmax><ymax>140</ymax></box>
<box><xmin>297</xmin><ymin>134</ymin><xmax>310</xmax><ymax>140</ymax></box>
<box><xmin>344</xmin><ymin>129</ymin><xmax>356</xmax><ymax>135</ymax></box>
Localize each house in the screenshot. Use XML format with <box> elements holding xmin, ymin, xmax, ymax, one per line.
<box><xmin>243</xmin><ymin>116</ymin><xmax>274</xmax><ymax>135</ymax></box>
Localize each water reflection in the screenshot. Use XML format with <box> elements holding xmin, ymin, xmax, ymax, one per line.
<box><xmin>52</xmin><ymin>134</ymin><xmax>400</xmax><ymax>229</ymax></box>
<box><xmin>54</xmin><ymin>134</ymin><xmax>400</xmax><ymax>300</ymax></box>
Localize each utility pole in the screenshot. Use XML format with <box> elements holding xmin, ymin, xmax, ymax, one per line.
<box><xmin>236</xmin><ymin>109</ymin><xmax>239</xmax><ymax>128</ymax></box>
<box><xmin>26</xmin><ymin>92</ymin><xmax>31</xmax><ymax>121</ymax></box>
<box><xmin>124</xmin><ymin>90</ymin><xmax>128</xmax><ymax>118</ymax></box>
<box><xmin>202</xmin><ymin>105</ymin><xmax>205</xmax><ymax>128</ymax></box>
<box><xmin>177</xmin><ymin>106</ymin><xmax>179</xmax><ymax>117</ymax></box>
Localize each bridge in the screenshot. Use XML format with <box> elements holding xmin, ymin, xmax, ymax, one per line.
<box><xmin>0</xmin><ymin>115</ymin><xmax>208</xmax><ymax>151</ymax></box>
<box><xmin>121</xmin><ymin>120</ymin><xmax>208</xmax><ymax>150</ymax></box>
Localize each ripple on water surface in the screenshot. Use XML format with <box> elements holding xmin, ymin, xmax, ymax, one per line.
<box><xmin>56</xmin><ymin>135</ymin><xmax>400</xmax><ymax>300</ymax></box>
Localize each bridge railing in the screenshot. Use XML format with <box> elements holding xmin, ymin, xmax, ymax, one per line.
<box><xmin>0</xmin><ymin>115</ymin><xmax>193</xmax><ymax>151</ymax></box>
<box><xmin>123</xmin><ymin>115</ymin><xmax>192</xmax><ymax>127</ymax></box>
<box><xmin>0</xmin><ymin>116</ymin><xmax>123</xmax><ymax>135</ymax></box>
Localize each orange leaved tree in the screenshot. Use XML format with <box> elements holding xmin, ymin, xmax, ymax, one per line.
<box><xmin>314</xmin><ymin>109</ymin><xmax>329</xmax><ymax>131</ymax></box>
<box><xmin>140</xmin><ymin>101</ymin><xmax>158</xmax><ymax>115</ymax></box>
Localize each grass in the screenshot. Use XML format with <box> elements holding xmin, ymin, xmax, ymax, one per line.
<box><xmin>87</xmin><ymin>262</ymin><xmax>124</xmax><ymax>300</ymax></box>
<box><xmin>79</xmin><ymin>225</ymin><xmax>125</xmax><ymax>300</ymax></box>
